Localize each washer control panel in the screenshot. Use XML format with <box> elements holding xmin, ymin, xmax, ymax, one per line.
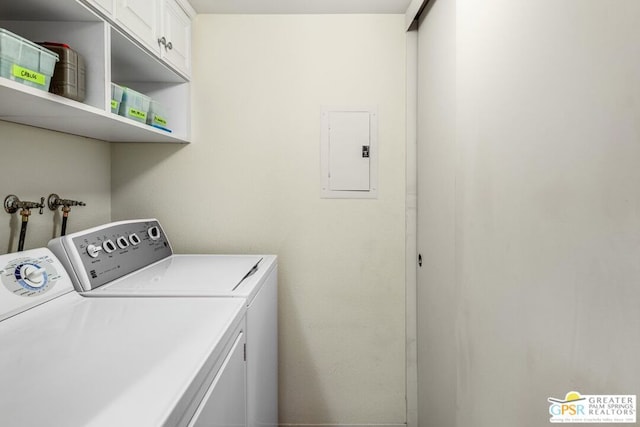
<box><xmin>0</xmin><ymin>248</ymin><xmax>73</xmax><ymax>321</ymax></box>
<box><xmin>48</xmin><ymin>219</ymin><xmax>173</xmax><ymax>291</ymax></box>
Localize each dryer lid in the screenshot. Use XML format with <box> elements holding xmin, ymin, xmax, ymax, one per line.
<box><xmin>93</xmin><ymin>254</ymin><xmax>264</xmax><ymax>297</ymax></box>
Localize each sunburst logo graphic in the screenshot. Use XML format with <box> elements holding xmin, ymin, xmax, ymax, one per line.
<box><xmin>548</xmin><ymin>391</ymin><xmax>586</xmax><ymax>417</ymax></box>
<box><xmin>548</xmin><ymin>391</ymin><xmax>586</xmax><ymax>405</ymax></box>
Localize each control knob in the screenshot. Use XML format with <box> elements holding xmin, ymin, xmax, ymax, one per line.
<box><xmin>117</xmin><ymin>236</ymin><xmax>130</xmax><ymax>249</ymax></box>
<box><xmin>86</xmin><ymin>244</ymin><xmax>102</xmax><ymax>258</ymax></box>
<box><xmin>19</xmin><ymin>264</ymin><xmax>47</xmax><ymax>288</ymax></box>
<box><xmin>148</xmin><ymin>226</ymin><xmax>161</xmax><ymax>241</ymax></box>
<box><xmin>102</xmin><ymin>240</ymin><xmax>116</xmax><ymax>253</ymax></box>
<box><xmin>129</xmin><ymin>233</ymin><xmax>141</xmax><ymax>245</ymax></box>
<box><xmin>1</xmin><ymin>252</ymin><xmax>59</xmax><ymax>297</ymax></box>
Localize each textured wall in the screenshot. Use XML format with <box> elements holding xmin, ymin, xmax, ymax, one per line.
<box><xmin>111</xmin><ymin>14</ymin><xmax>407</xmax><ymax>425</ymax></box>
<box><xmin>417</xmin><ymin>0</ymin><xmax>640</xmax><ymax>425</ymax></box>
<box><xmin>0</xmin><ymin>121</ymin><xmax>111</xmax><ymax>254</ymax></box>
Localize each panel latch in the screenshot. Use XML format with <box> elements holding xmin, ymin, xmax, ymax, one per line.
<box><xmin>362</xmin><ymin>145</ymin><xmax>370</xmax><ymax>158</ymax></box>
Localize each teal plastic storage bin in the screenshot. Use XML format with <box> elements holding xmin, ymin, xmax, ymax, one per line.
<box><xmin>118</xmin><ymin>87</ymin><xmax>150</xmax><ymax>123</ymax></box>
<box><xmin>111</xmin><ymin>83</ymin><xmax>124</xmax><ymax>114</ymax></box>
<box><xmin>0</xmin><ymin>28</ymin><xmax>58</xmax><ymax>91</ymax></box>
<box><xmin>146</xmin><ymin>100</ymin><xmax>170</xmax><ymax>129</ymax></box>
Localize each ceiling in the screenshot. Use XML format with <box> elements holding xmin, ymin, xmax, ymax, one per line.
<box><xmin>188</xmin><ymin>0</ymin><xmax>412</xmax><ymax>14</ymax></box>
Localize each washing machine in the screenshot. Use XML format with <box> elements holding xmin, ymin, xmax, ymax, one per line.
<box><xmin>48</xmin><ymin>218</ymin><xmax>278</xmax><ymax>427</ymax></box>
<box><xmin>0</xmin><ymin>247</ymin><xmax>249</xmax><ymax>427</ymax></box>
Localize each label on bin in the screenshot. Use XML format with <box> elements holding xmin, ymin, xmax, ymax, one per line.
<box><xmin>128</xmin><ymin>108</ymin><xmax>147</xmax><ymax>120</ymax></box>
<box><xmin>12</xmin><ymin>65</ymin><xmax>45</xmax><ymax>86</ymax></box>
<box><xmin>111</xmin><ymin>100</ymin><xmax>118</xmax><ymax>109</ymax></box>
<box><xmin>152</xmin><ymin>115</ymin><xmax>168</xmax><ymax>126</ymax></box>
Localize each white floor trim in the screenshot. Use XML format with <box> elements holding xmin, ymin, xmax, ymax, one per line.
<box><xmin>280</xmin><ymin>424</ymin><xmax>406</xmax><ymax>427</ymax></box>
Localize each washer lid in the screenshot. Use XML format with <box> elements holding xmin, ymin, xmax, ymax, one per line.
<box><xmin>92</xmin><ymin>254</ymin><xmax>271</xmax><ymax>298</ymax></box>
<box><xmin>0</xmin><ymin>293</ymin><xmax>246</xmax><ymax>427</ymax></box>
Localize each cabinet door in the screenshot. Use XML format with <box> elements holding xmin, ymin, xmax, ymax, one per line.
<box><xmin>246</xmin><ymin>269</ymin><xmax>278</xmax><ymax>427</ymax></box>
<box><xmin>161</xmin><ymin>0</ymin><xmax>191</xmax><ymax>76</ymax></box>
<box><xmin>115</xmin><ymin>0</ymin><xmax>160</xmax><ymax>54</ymax></box>
<box><xmin>188</xmin><ymin>331</ymin><xmax>247</xmax><ymax>427</ymax></box>
<box><xmin>85</xmin><ymin>0</ymin><xmax>114</xmax><ymax>17</ymax></box>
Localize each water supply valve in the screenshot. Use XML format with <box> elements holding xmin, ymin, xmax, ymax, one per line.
<box><xmin>47</xmin><ymin>194</ymin><xmax>86</xmax><ymax>211</ymax></box>
<box><xmin>47</xmin><ymin>194</ymin><xmax>86</xmax><ymax>237</ymax></box>
<box><xmin>4</xmin><ymin>195</ymin><xmax>45</xmax><ymax>215</ymax></box>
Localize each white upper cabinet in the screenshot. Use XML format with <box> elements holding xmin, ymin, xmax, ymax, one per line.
<box><xmin>86</xmin><ymin>0</ymin><xmax>114</xmax><ymax>17</ymax></box>
<box><xmin>160</xmin><ymin>0</ymin><xmax>191</xmax><ymax>76</ymax></box>
<box><xmin>112</xmin><ymin>0</ymin><xmax>192</xmax><ymax>78</ymax></box>
<box><xmin>114</xmin><ymin>0</ymin><xmax>161</xmax><ymax>55</ymax></box>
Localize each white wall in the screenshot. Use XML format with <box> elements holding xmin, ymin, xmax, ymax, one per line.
<box><xmin>417</xmin><ymin>0</ymin><xmax>640</xmax><ymax>425</ymax></box>
<box><xmin>0</xmin><ymin>121</ymin><xmax>111</xmax><ymax>254</ymax></box>
<box><xmin>111</xmin><ymin>14</ymin><xmax>408</xmax><ymax>425</ymax></box>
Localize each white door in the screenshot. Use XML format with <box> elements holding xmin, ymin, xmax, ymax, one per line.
<box><xmin>328</xmin><ymin>111</ymin><xmax>370</xmax><ymax>191</ymax></box>
<box><xmin>415</xmin><ymin>0</ymin><xmax>456</xmax><ymax>426</ymax></box>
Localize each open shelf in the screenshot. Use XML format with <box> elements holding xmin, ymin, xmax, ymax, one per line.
<box><xmin>0</xmin><ymin>0</ymin><xmax>191</xmax><ymax>144</ymax></box>
<box><xmin>0</xmin><ymin>0</ymin><xmax>101</xmax><ymax>22</ymax></box>
<box><xmin>0</xmin><ymin>78</ymin><xmax>188</xmax><ymax>143</ymax></box>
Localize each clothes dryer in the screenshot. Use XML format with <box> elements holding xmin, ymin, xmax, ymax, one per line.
<box><xmin>49</xmin><ymin>219</ymin><xmax>278</xmax><ymax>427</ymax></box>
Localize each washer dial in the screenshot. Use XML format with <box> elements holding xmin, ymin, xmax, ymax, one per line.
<box><xmin>1</xmin><ymin>256</ymin><xmax>58</xmax><ymax>296</ymax></box>
<box><xmin>19</xmin><ymin>264</ymin><xmax>46</xmax><ymax>288</ymax></box>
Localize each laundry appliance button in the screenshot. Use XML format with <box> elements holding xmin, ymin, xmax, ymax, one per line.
<box><xmin>102</xmin><ymin>240</ymin><xmax>116</xmax><ymax>253</ymax></box>
<box><xmin>117</xmin><ymin>236</ymin><xmax>129</xmax><ymax>249</ymax></box>
<box><xmin>148</xmin><ymin>226</ymin><xmax>161</xmax><ymax>241</ymax></box>
<box><xmin>86</xmin><ymin>244</ymin><xmax>102</xmax><ymax>258</ymax></box>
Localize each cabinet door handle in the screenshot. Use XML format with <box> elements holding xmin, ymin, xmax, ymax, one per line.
<box><xmin>166</xmin><ymin>41</ymin><xmax>173</xmax><ymax>50</ymax></box>
<box><xmin>158</xmin><ymin>36</ymin><xmax>167</xmax><ymax>47</ymax></box>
